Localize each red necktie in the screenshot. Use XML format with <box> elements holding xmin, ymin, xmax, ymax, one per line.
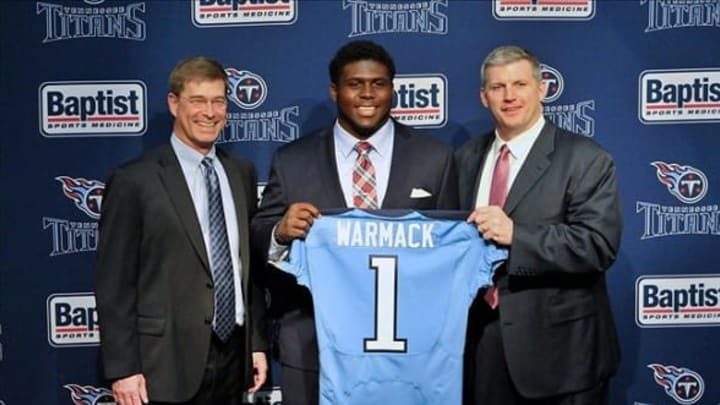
<box><xmin>484</xmin><ymin>144</ymin><xmax>510</xmax><ymax>309</ymax></box>
<box><xmin>352</xmin><ymin>142</ymin><xmax>379</xmax><ymax>209</ymax></box>
<box><xmin>489</xmin><ymin>144</ymin><xmax>510</xmax><ymax>207</ymax></box>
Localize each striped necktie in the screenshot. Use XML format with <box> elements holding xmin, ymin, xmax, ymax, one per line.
<box><xmin>201</xmin><ymin>157</ymin><xmax>236</xmax><ymax>341</ymax></box>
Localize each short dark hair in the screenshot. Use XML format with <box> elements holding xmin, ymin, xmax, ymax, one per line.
<box><xmin>168</xmin><ymin>56</ymin><xmax>228</xmax><ymax>96</ymax></box>
<box><xmin>328</xmin><ymin>40</ymin><xmax>396</xmax><ymax>85</ymax></box>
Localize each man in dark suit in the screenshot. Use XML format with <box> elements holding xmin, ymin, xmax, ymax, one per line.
<box><xmin>457</xmin><ymin>45</ymin><xmax>622</xmax><ymax>405</ymax></box>
<box><xmin>251</xmin><ymin>40</ymin><xmax>458</xmax><ymax>404</ymax></box>
<box><xmin>95</xmin><ymin>56</ymin><xmax>268</xmax><ymax>405</ymax></box>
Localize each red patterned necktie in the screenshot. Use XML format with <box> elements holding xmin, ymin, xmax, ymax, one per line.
<box><xmin>352</xmin><ymin>141</ymin><xmax>379</xmax><ymax>209</ymax></box>
<box><xmin>484</xmin><ymin>144</ymin><xmax>510</xmax><ymax>309</ymax></box>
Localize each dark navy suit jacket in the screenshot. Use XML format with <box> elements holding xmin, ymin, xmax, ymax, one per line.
<box><xmin>456</xmin><ymin>122</ymin><xmax>622</xmax><ymax>398</ymax></box>
<box><xmin>252</xmin><ymin>121</ymin><xmax>459</xmax><ymax>370</ymax></box>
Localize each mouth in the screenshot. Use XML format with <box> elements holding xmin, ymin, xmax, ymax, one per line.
<box><xmin>195</xmin><ymin>120</ymin><xmax>219</xmax><ymax>128</ymax></box>
<box><xmin>501</xmin><ymin>105</ymin><xmax>523</xmax><ymax>116</ymax></box>
<box><xmin>356</xmin><ymin>106</ymin><xmax>378</xmax><ymax>117</ymax></box>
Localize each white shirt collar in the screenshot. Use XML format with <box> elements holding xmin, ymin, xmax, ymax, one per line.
<box><xmin>334</xmin><ymin>118</ymin><xmax>393</xmax><ymax>159</ymax></box>
<box><xmin>493</xmin><ymin>116</ymin><xmax>545</xmax><ymax>160</ymax></box>
<box><xmin>171</xmin><ymin>133</ymin><xmax>217</xmax><ymax>166</ymax></box>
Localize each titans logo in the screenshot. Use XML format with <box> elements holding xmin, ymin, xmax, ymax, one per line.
<box><xmin>647</xmin><ymin>363</ymin><xmax>704</xmax><ymax>404</ymax></box>
<box><xmin>64</xmin><ymin>384</ymin><xmax>115</xmax><ymax>405</ymax></box>
<box><xmin>541</xmin><ymin>64</ymin><xmax>564</xmax><ymax>103</ymax></box>
<box><xmin>55</xmin><ymin>176</ymin><xmax>105</xmax><ymax>220</ymax></box>
<box><xmin>651</xmin><ymin>161</ymin><xmax>708</xmax><ymax>204</ymax></box>
<box><xmin>225</xmin><ymin>68</ymin><xmax>268</xmax><ymax>110</ymax></box>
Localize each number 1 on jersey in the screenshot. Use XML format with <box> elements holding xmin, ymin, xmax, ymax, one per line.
<box><xmin>364</xmin><ymin>255</ymin><xmax>407</xmax><ymax>352</ymax></box>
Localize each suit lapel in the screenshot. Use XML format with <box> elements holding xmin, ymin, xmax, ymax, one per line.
<box><xmin>217</xmin><ymin>151</ymin><xmax>251</xmax><ymax>284</ymax></box>
<box><xmin>156</xmin><ymin>145</ymin><xmax>211</xmax><ymax>274</ymax></box>
<box><xmin>504</xmin><ymin>122</ymin><xmax>555</xmax><ymax>215</ymax></box>
<box><xmin>319</xmin><ymin>128</ymin><xmax>348</xmax><ymax>208</ymax></box>
<box><xmin>468</xmin><ymin>136</ymin><xmax>494</xmax><ymax>210</ymax></box>
<box><xmin>383</xmin><ymin>123</ymin><xmax>412</xmax><ymax>208</ymax></box>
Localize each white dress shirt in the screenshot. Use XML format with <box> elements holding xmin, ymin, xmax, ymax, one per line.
<box><xmin>475</xmin><ymin>117</ymin><xmax>545</xmax><ymax>208</ymax></box>
<box><xmin>171</xmin><ymin>134</ymin><xmax>245</xmax><ymax>326</ymax></box>
<box><xmin>268</xmin><ymin>119</ymin><xmax>395</xmax><ymax>260</ymax></box>
<box><xmin>333</xmin><ymin>118</ymin><xmax>394</xmax><ymax>207</ymax></box>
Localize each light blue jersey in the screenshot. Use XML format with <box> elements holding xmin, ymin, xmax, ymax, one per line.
<box><xmin>276</xmin><ymin>209</ymin><xmax>507</xmax><ymax>405</ymax></box>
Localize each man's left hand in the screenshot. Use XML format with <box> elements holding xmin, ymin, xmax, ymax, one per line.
<box><xmin>468</xmin><ymin>206</ymin><xmax>513</xmax><ymax>246</ymax></box>
<box><xmin>248</xmin><ymin>352</ymin><xmax>268</xmax><ymax>393</ymax></box>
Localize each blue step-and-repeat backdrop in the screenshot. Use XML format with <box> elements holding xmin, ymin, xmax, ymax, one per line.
<box><xmin>1</xmin><ymin>0</ymin><xmax>719</xmax><ymax>404</ymax></box>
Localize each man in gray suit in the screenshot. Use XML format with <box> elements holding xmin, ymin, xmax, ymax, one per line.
<box><xmin>96</xmin><ymin>56</ymin><xmax>268</xmax><ymax>405</ymax></box>
<box><xmin>252</xmin><ymin>40</ymin><xmax>458</xmax><ymax>405</ymax></box>
<box><xmin>457</xmin><ymin>46</ymin><xmax>622</xmax><ymax>405</ymax></box>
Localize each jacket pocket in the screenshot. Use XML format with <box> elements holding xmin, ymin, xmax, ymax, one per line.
<box><xmin>548</xmin><ymin>293</ymin><xmax>596</xmax><ymax>324</ymax></box>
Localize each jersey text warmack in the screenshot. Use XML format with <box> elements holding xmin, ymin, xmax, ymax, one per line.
<box><xmin>336</xmin><ymin>220</ymin><xmax>435</xmax><ymax>248</ymax></box>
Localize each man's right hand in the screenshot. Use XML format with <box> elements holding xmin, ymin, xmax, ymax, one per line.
<box><xmin>112</xmin><ymin>373</ymin><xmax>148</xmax><ymax>405</ymax></box>
<box><xmin>275</xmin><ymin>202</ymin><xmax>321</xmax><ymax>244</ymax></box>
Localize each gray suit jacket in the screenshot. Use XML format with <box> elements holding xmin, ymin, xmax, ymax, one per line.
<box><xmin>95</xmin><ymin>144</ymin><xmax>267</xmax><ymax>402</ymax></box>
<box><xmin>456</xmin><ymin>122</ymin><xmax>622</xmax><ymax>398</ymax></box>
<box><xmin>251</xmin><ymin>121</ymin><xmax>459</xmax><ymax>370</ymax></box>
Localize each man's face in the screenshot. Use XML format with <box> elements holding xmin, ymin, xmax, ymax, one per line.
<box><xmin>168</xmin><ymin>78</ymin><xmax>227</xmax><ymax>154</ymax></box>
<box><xmin>480</xmin><ymin>59</ymin><xmax>546</xmax><ymax>141</ymax></box>
<box><xmin>331</xmin><ymin>60</ymin><xmax>394</xmax><ymax>140</ymax></box>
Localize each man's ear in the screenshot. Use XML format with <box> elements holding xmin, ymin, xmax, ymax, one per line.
<box><xmin>168</xmin><ymin>92</ymin><xmax>179</xmax><ymax>117</ymax></box>
<box><xmin>329</xmin><ymin>83</ymin><xmax>338</xmax><ymax>103</ymax></box>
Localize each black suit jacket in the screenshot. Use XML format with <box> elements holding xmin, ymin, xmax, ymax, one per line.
<box><xmin>456</xmin><ymin>122</ymin><xmax>622</xmax><ymax>398</ymax></box>
<box><xmin>251</xmin><ymin>121</ymin><xmax>458</xmax><ymax>370</ymax></box>
<box><xmin>95</xmin><ymin>144</ymin><xmax>267</xmax><ymax>402</ymax></box>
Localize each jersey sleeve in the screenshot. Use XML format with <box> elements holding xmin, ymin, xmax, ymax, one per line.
<box><xmin>466</xmin><ymin>237</ymin><xmax>509</xmax><ymax>295</ymax></box>
<box><xmin>272</xmin><ymin>239</ymin><xmax>310</xmax><ymax>288</ymax></box>
<box><xmin>485</xmin><ymin>241</ymin><xmax>509</xmax><ymax>273</ymax></box>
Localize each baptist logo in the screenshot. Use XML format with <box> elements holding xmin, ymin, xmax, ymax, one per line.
<box><xmin>192</xmin><ymin>0</ymin><xmax>297</xmax><ymax>27</ymax></box>
<box><xmin>64</xmin><ymin>383</ymin><xmax>115</xmax><ymax>405</ymax></box>
<box><xmin>47</xmin><ymin>293</ymin><xmax>100</xmax><ymax>347</ymax></box>
<box><xmin>344</xmin><ymin>0</ymin><xmax>448</xmax><ymax>37</ymax></box>
<box><xmin>648</xmin><ymin>363</ymin><xmax>704</xmax><ymax>404</ymax></box>
<box><xmin>539</xmin><ymin>64</ymin><xmax>595</xmax><ymax>137</ymax></box>
<box><xmin>493</xmin><ymin>0</ymin><xmax>595</xmax><ymax>20</ymax></box>
<box><xmin>541</xmin><ymin>64</ymin><xmax>564</xmax><ymax>103</ymax></box>
<box><xmin>227</xmin><ymin>69</ymin><xmax>268</xmax><ymax>110</ymax></box>
<box><xmin>36</xmin><ymin>0</ymin><xmax>145</xmax><ymax>43</ymax></box>
<box><xmin>636</xmin><ymin>275</ymin><xmax>720</xmax><ymax>327</ymax></box>
<box><xmin>56</xmin><ymin>176</ymin><xmax>105</xmax><ymax>219</ymax></box>
<box><xmin>639</xmin><ymin>68</ymin><xmax>720</xmax><ymax>124</ymax></box>
<box><xmin>651</xmin><ymin>161</ymin><xmax>708</xmax><ymax>204</ymax></box>
<box><xmin>39</xmin><ymin>81</ymin><xmax>147</xmax><ymax>137</ymax></box>
<box><xmin>643</xmin><ymin>0</ymin><xmax>720</xmax><ymax>32</ymax></box>
<box><xmin>391</xmin><ymin>74</ymin><xmax>447</xmax><ymax>128</ymax></box>
<box><xmin>220</xmin><ymin>68</ymin><xmax>300</xmax><ymax>143</ymax></box>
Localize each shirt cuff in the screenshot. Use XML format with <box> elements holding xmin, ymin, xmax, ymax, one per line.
<box><xmin>268</xmin><ymin>223</ymin><xmax>289</xmax><ymax>262</ymax></box>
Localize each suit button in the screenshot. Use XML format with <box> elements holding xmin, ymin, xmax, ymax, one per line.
<box><xmin>206</xmin><ymin>282</ymin><xmax>213</xmax><ymax>289</ymax></box>
<box><xmin>204</xmin><ymin>316</ymin><xmax>212</xmax><ymax>325</ymax></box>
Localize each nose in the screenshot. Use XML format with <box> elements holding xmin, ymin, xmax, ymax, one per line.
<box><xmin>359</xmin><ymin>83</ymin><xmax>375</xmax><ymax>98</ymax></box>
<box><xmin>503</xmin><ymin>86</ymin><xmax>516</xmax><ymax>101</ymax></box>
<box><xmin>201</xmin><ymin>100</ymin><xmax>218</xmax><ymax>116</ymax></box>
